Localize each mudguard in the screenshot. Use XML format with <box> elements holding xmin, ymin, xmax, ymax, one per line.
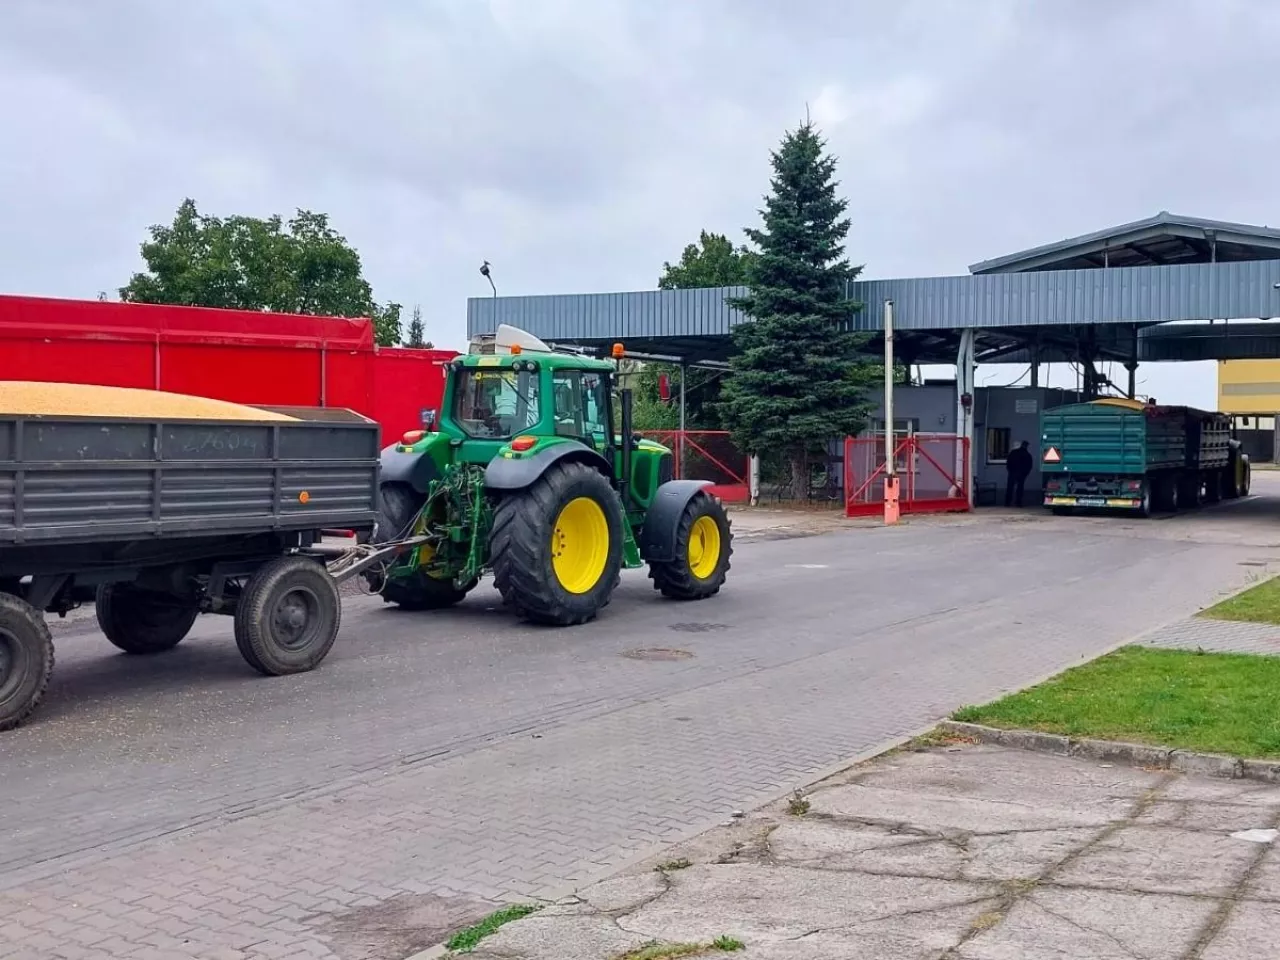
<box><xmin>379</xmin><ymin>444</ymin><xmax>442</xmax><ymax>494</ymax></box>
<box><xmin>484</xmin><ymin>443</ymin><xmax>612</xmax><ymax>491</ymax></box>
<box><xmin>639</xmin><ymin>479</ymin><xmax>713</xmax><ymax>562</ymax></box>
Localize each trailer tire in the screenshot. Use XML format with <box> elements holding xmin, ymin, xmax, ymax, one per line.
<box><xmin>0</xmin><ymin>592</ymin><xmax>54</xmax><ymax>731</ymax></box>
<box><xmin>96</xmin><ymin>584</ymin><xmax>198</xmax><ymax>655</ymax></box>
<box><xmin>234</xmin><ymin>556</ymin><xmax>341</xmax><ymax>676</ymax></box>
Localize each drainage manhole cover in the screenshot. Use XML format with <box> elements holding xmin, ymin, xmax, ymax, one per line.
<box><xmin>668</xmin><ymin>622</ymin><xmax>730</xmax><ymax>633</ymax></box>
<box><xmin>622</xmin><ymin>647</ymin><xmax>695</xmax><ymax>661</ymax></box>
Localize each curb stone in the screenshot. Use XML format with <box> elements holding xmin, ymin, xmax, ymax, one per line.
<box><xmin>940</xmin><ymin>720</ymin><xmax>1280</xmax><ymax>782</ymax></box>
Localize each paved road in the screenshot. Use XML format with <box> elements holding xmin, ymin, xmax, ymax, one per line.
<box><xmin>2</xmin><ymin>500</ymin><xmax>1277</xmax><ymax>960</ymax></box>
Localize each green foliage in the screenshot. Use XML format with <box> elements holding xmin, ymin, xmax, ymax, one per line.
<box><xmin>445</xmin><ymin>903</ymin><xmax>541</xmax><ymax>953</ymax></box>
<box><xmin>658</xmin><ymin>230</ymin><xmax>753</xmax><ymax>290</ymax></box>
<box><xmin>719</xmin><ymin>122</ymin><xmax>878</xmax><ymax>471</ymax></box>
<box><xmin>640</xmin><ymin>229</ymin><xmax>749</xmax><ymax>430</ymax></box>
<box><xmin>373</xmin><ymin>302</ymin><xmax>403</xmax><ymax>348</ymax></box>
<box><xmin>1198</xmin><ymin>574</ymin><xmax>1280</xmax><ymax>624</ymax></box>
<box><xmin>120</xmin><ymin>198</ymin><xmax>403</xmax><ymax>345</ymax></box>
<box><xmin>405</xmin><ymin>303</ymin><xmax>433</xmax><ymax>348</ymax></box>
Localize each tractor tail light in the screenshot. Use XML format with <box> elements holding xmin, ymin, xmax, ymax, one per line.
<box><xmin>511</xmin><ymin>435</ymin><xmax>537</xmax><ymax>452</ymax></box>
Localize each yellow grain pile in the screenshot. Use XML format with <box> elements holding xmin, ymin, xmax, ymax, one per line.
<box><xmin>0</xmin><ymin>382</ymin><xmax>297</xmax><ymax>422</ymax></box>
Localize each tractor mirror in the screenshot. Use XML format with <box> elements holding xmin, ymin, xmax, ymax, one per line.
<box><xmin>421</xmin><ymin>408</ymin><xmax>437</xmax><ymax>429</ymax></box>
<box><xmin>658</xmin><ymin>373</ymin><xmax>671</xmax><ymax>401</ymax></box>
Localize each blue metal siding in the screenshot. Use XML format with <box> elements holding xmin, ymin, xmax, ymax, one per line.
<box><xmin>469</xmin><ymin>260</ymin><xmax>1280</xmax><ymax>341</ymax></box>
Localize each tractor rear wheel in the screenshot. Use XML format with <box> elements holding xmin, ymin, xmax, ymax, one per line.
<box><xmin>375</xmin><ymin>482</ymin><xmax>473</xmax><ymax>610</ymax></box>
<box><xmin>490</xmin><ymin>461</ymin><xmax>623</xmax><ymax>625</ymax></box>
<box><xmin>648</xmin><ymin>492</ymin><xmax>733</xmax><ymax>600</ymax></box>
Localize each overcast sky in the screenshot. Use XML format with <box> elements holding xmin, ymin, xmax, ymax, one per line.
<box><xmin>2</xmin><ymin>0</ymin><xmax>1276</xmax><ymax>407</ymax></box>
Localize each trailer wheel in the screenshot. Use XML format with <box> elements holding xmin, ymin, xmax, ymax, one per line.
<box><xmin>234</xmin><ymin>556</ymin><xmax>341</xmax><ymax>676</ymax></box>
<box><xmin>0</xmin><ymin>592</ymin><xmax>54</xmax><ymax>731</ymax></box>
<box><xmin>95</xmin><ymin>584</ymin><xmax>198</xmax><ymax>655</ymax></box>
<box><xmin>1203</xmin><ymin>472</ymin><xmax>1222</xmax><ymax>504</ymax></box>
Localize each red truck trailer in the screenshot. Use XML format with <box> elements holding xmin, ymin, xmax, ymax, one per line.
<box><xmin>0</xmin><ymin>295</ymin><xmax>455</xmax><ymax>444</ymax></box>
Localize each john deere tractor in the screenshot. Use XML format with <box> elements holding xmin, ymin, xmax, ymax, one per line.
<box><xmin>370</xmin><ymin>325</ymin><xmax>732</xmax><ymax>625</ymax></box>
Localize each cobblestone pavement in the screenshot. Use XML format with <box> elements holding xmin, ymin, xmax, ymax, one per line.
<box><xmin>473</xmin><ymin>744</ymin><xmax>1280</xmax><ymax>959</ymax></box>
<box><xmin>0</xmin><ymin>512</ymin><xmax>1274</xmax><ymax>959</ymax></box>
<box><xmin>1142</xmin><ymin>615</ymin><xmax>1280</xmax><ymax>657</ymax></box>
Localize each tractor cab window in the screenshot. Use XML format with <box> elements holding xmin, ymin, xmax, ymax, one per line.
<box><xmin>452</xmin><ymin>368</ymin><xmax>540</xmax><ymax>439</ymax></box>
<box><xmin>553</xmin><ymin>370</ymin><xmax>611</xmax><ymax>449</ymax></box>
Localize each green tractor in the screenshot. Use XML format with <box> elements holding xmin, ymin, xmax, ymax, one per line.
<box><xmin>370</xmin><ymin>325</ymin><xmax>732</xmax><ymax>625</ymax></box>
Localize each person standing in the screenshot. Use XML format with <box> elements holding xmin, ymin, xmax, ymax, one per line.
<box><xmin>1005</xmin><ymin>440</ymin><xmax>1033</xmax><ymax>507</ymax></box>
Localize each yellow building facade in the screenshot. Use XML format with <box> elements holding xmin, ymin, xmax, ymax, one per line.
<box><xmin>1217</xmin><ymin>360</ymin><xmax>1280</xmax><ymax>416</ymax></box>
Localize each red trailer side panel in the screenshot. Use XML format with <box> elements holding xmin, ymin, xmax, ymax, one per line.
<box><xmin>0</xmin><ymin>295</ymin><xmax>455</xmax><ymax>445</ymax></box>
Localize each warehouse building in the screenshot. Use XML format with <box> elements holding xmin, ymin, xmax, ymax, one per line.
<box><xmin>469</xmin><ymin>212</ymin><xmax>1280</xmax><ymax>505</ymax></box>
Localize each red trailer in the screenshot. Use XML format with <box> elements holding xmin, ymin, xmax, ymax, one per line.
<box><xmin>0</xmin><ymin>295</ymin><xmax>455</xmax><ymax>445</ymax></box>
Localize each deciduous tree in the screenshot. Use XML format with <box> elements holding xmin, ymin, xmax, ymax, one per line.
<box><xmin>120</xmin><ymin>199</ymin><xmax>404</xmax><ymax>345</ymax></box>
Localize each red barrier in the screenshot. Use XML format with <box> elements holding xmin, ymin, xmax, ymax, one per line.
<box><xmin>639</xmin><ymin>430</ymin><xmax>750</xmax><ymax>503</ymax></box>
<box><xmin>844</xmin><ymin>435</ymin><xmax>970</xmax><ymax>517</ymax></box>
<box><xmin>0</xmin><ymin>294</ymin><xmax>455</xmax><ymax>445</ymax></box>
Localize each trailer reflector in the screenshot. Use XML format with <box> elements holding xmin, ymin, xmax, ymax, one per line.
<box><xmin>1043</xmin><ymin>446</ymin><xmax>1061</xmax><ymax>463</ymax></box>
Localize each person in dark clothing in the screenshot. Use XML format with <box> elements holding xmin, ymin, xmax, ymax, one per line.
<box><xmin>1005</xmin><ymin>440</ymin><xmax>1033</xmax><ymax>507</ymax></box>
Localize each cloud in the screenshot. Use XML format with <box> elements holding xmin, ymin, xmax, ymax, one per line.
<box><xmin>1</xmin><ymin>0</ymin><xmax>1278</xmax><ymax>405</ymax></box>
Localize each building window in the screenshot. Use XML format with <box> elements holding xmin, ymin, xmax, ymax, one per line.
<box><xmin>986</xmin><ymin>427</ymin><xmax>1011</xmax><ymax>464</ymax></box>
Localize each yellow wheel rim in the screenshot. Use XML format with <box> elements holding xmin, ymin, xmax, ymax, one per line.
<box><xmin>687</xmin><ymin>515</ymin><xmax>721</xmax><ymax>580</ymax></box>
<box><xmin>551</xmin><ymin>496</ymin><xmax>610</xmax><ymax>594</ymax></box>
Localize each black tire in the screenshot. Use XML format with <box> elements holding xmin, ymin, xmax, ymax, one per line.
<box><xmin>490</xmin><ymin>460</ymin><xmax>623</xmax><ymax>625</ymax></box>
<box><xmin>0</xmin><ymin>592</ymin><xmax>54</xmax><ymax>731</ymax></box>
<box><xmin>648</xmin><ymin>492</ymin><xmax>734</xmax><ymax>600</ymax></box>
<box><xmin>1134</xmin><ymin>487</ymin><xmax>1153</xmax><ymax>518</ymax></box>
<box><xmin>1223</xmin><ymin>465</ymin><xmax>1240</xmax><ymax>500</ymax></box>
<box><xmin>375</xmin><ymin>481</ymin><xmax>473</xmax><ymax>610</ymax></box>
<box><xmin>234</xmin><ymin>556</ymin><xmax>341</xmax><ymax>676</ymax></box>
<box><xmin>1203</xmin><ymin>472</ymin><xmax>1222</xmax><ymax>504</ymax></box>
<box><xmin>1241</xmin><ymin>463</ymin><xmax>1251</xmax><ymax>497</ymax></box>
<box><xmin>95</xmin><ymin>583</ymin><xmax>198</xmax><ymax>655</ymax></box>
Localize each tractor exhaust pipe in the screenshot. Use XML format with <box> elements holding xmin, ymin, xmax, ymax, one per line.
<box><xmin>619</xmin><ymin>387</ymin><xmax>634</xmax><ymax>505</ymax></box>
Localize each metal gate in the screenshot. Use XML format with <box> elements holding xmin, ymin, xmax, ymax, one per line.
<box><xmin>843</xmin><ymin>435</ymin><xmax>971</xmax><ymax>517</ymax></box>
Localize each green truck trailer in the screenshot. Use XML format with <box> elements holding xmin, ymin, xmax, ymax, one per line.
<box><xmin>1040</xmin><ymin>398</ymin><xmax>1250</xmax><ymax>516</ymax></box>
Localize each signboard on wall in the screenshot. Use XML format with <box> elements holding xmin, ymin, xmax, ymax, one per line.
<box><xmin>1014</xmin><ymin>398</ymin><xmax>1038</xmax><ymax>415</ymax></box>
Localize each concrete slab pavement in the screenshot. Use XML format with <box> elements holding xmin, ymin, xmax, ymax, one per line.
<box><xmin>472</xmin><ymin>744</ymin><xmax>1280</xmax><ymax>960</ymax></box>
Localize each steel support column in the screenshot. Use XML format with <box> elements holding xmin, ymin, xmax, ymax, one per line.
<box><xmin>955</xmin><ymin>328</ymin><xmax>976</xmax><ymax>506</ymax></box>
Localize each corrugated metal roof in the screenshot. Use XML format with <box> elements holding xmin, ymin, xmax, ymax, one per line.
<box><xmin>969</xmin><ymin>212</ymin><xmax>1280</xmax><ymax>275</ymax></box>
<box><xmin>468</xmin><ymin>259</ymin><xmax>1280</xmax><ymax>341</ymax></box>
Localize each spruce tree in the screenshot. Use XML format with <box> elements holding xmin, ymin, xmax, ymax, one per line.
<box><xmin>406</xmin><ymin>304</ymin><xmax>426</xmax><ymax>348</ymax></box>
<box><xmin>719</xmin><ymin>121</ymin><xmax>876</xmax><ymax>497</ymax></box>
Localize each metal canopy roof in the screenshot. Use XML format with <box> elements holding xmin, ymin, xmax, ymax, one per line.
<box><xmin>969</xmin><ymin>212</ymin><xmax>1280</xmax><ymax>275</ymax></box>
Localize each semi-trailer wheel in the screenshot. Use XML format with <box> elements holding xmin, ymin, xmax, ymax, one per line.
<box><xmin>374</xmin><ymin>481</ymin><xmax>474</xmax><ymax>610</ymax></box>
<box><xmin>648</xmin><ymin>492</ymin><xmax>734</xmax><ymax>600</ymax></box>
<box><xmin>95</xmin><ymin>584</ymin><xmax>199</xmax><ymax>655</ymax></box>
<box><xmin>0</xmin><ymin>592</ymin><xmax>54</xmax><ymax>731</ymax></box>
<box><xmin>490</xmin><ymin>460</ymin><xmax>624</xmax><ymax>626</ymax></box>
<box><xmin>1134</xmin><ymin>486</ymin><xmax>1153</xmax><ymax>518</ymax></box>
<box><xmin>1203</xmin><ymin>471</ymin><xmax>1223</xmax><ymax>504</ymax></box>
<box><xmin>234</xmin><ymin>556</ymin><xmax>341</xmax><ymax>676</ymax></box>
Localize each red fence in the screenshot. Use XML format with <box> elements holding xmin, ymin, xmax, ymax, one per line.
<box><xmin>639</xmin><ymin>430</ymin><xmax>750</xmax><ymax>503</ymax></box>
<box><xmin>843</xmin><ymin>435</ymin><xmax>971</xmax><ymax>517</ymax></box>
<box><xmin>0</xmin><ymin>294</ymin><xmax>454</xmax><ymax>445</ymax></box>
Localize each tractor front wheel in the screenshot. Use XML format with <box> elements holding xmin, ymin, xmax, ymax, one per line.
<box><xmin>490</xmin><ymin>461</ymin><xmax>623</xmax><ymax>626</ymax></box>
<box><xmin>648</xmin><ymin>492</ymin><xmax>733</xmax><ymax>600</ymax></box>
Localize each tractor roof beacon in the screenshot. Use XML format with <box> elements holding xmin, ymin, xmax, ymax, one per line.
<box><xmin>371</xmin><ymin>325</ymin><xmax>733</xmax><ymax>625</ymax></box>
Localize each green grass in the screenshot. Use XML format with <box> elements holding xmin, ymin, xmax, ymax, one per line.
<box><xmin>445</xmin><ymin>904</ymin><xmax>541</xmax><ymax>953</ymax></box>
<box><xmin>953</xmin><ymin>646</ymin><xmax>1280</xmax><ymax>758</ymax></box>
<box><xmin>613</xmin><ymin>937</ymin><xmax>745</xmax><ymax>960</ymax></box>
<box><xmin>1199</xmin><ymin>575</ymin><xmax>1280</xmax><ymax>625</ymax></box>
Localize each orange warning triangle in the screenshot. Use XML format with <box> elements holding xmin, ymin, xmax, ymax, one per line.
<box><xmin>1043</xmin><ymin>446</ymin><xmax>1061</xmax><ymax>463</ymax></box>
